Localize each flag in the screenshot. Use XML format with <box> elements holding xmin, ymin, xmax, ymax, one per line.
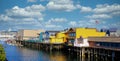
<box><xmin>95</xmin><ymin>20</ymin><xmax>99</xmax><ymax>24</ymax></box>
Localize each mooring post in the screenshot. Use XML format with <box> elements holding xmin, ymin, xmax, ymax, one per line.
<box><xmin>79</xmin><ymin>48</ymin><xmax>82</xmax><ymax>58</ymax></box>
<box><xmin>82</xmin><ymin>47</ymin><xmax>85</xmax><ymax>57</ymax></box>
<box><xmin>50</xmin><ymin>44</ymin><xmax>53</xmax><ymax>51</ymax></box>
<box><xmin>88</xmin><ymin>48</ymin><xmax>90</xmax><ymax>60</ymax></box>
<box><xmin>82</xmin><ymin>47</ymin><xmax>85</xmax><ymax>61</ymax></box>
<box><xmin>112</xmin><ymin>51</ymin><xmax>115</xmax><ymax>61</ymax></box>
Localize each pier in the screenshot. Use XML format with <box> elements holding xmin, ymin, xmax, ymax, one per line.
<box><xmin>65</xmin><ymin>45</ymin><xmax>120</xmax><ymax>61</ymax></box>
<box><xmin>1</xmin><ymin>28</ymin><xmax>120</xmax><ymax>61</ymax></box>
<box><xmin>16</xmin><ymin>39</ymin><xmax>120</xmax><ymax>61</ymax></box>
<box><xmin>16</xmin><ymin>40</ymin><xmax>64</xmax><ymax>51</ymax></box>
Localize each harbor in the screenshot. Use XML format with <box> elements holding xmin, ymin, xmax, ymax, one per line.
<box><xmin>0</xmin><ymin>27</ymin><xmax>120</xmax><ymax>61</ymax></box>
<box><xmin>0</xmin><ymin>0</ymin><xmax>120</xmax><ymax>61</ymax></box>
<box><xmin>1</xmin><ymin>40</ymin><xmax>119</xmax><ymax>61</ymax></box>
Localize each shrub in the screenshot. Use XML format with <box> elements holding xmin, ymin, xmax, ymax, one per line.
<box><xmin>0</xmin><ymin>44</ymin><xmax>6</xmax><ymax>61</ymax></box>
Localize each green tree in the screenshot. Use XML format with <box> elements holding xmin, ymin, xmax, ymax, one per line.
<box><xmin>0</xmin><ymin>44</ymin><xmax>6</xmax><ymax>61</ymax></box>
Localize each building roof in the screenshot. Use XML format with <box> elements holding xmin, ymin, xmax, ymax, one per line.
<box><xmin>101</xmin><ymin>28</ymin><xmax>117</xmax><ymax>32</ymax></box>
<box><xmin>88</xmin><ymin>37</ymin><xmax>120</xmax><ymax>43</ymax></box>
<box><xmin>46</xmin><ymin>31</ymin><xmax>59</xmax><ymax>33</ymax></box>
<box><xmin>109</xmin><ymin>28</ymin><xmax>117</xmax><ymax>32</ymax></box>
<box><xmin>66</xmin><ymin>28</ymin><xmax>76</xmax><ymax>33</ymax></box>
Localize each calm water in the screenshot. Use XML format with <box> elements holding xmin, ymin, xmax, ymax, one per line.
<box><xmin>1</xmin><ymin>41</ymin><xmax>112</xmax><ymax>61</ymax></box>
<box><xmin>1</xmin><ymin>41</ymin><xmax>81</xmax><ymax>61</ymax></box>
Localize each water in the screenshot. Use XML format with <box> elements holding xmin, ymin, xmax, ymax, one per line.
<box><xmin>1</xmin><ymin>41</ymin><xmax>115</xmax><ymax>61</ymax></box>
<box><xmin>1</xmin><ymin>41</ymin><xmax>80</xmax><ymax>61</ymax></box>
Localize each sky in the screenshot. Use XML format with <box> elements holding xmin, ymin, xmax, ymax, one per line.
<box><xmin>0</xmin><ymin>0</ymin><xmax>120</xmax><ymax>31</ymax></box>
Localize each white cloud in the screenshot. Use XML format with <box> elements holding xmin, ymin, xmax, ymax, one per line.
<box><xmin>46</xmin><ymin>0</ymin><xmax>76</xmax><ymax>12</ymax></box>
<box><xmin>77</xmin><ymin>5</ymin><xmax>92</xmax><ymax>12</ymax></box>
<box><xmin>49</xmin><ymin>18</ymin><xmax>67</xmax><ymax>22</ymax></box>
<box><xmin>45</xmin><ymin>18</ymin><xmax>68</xmax><ymax>25</ymax></box>
<box><xmin>78</xmin><ymin>20</ymin><xmax>94</xmax><ymax>27</ymax></box>
<box><xmin>81</xmin><ymin>6</ymin><xmax>92</xmax><ymax>12</ymax></box>
<box><xmin>45</xmin><ymin>24</ymin><xmax>62</xmax><ymax>28</ymax></box>
<box><xmin>69</xmin><ymin>21</ymin><xmax>77</xmax><ymax>26</ymax></box>
<box><xmin>25</xmin><ymin>4</ymin><xmax>45</xmax><ymax>12</ymax></box>
<box><xmin>0</xmin><ymin>15</ymin><xmax>13</xmax><ymax>21</ymax></box>
<box><xmin>93</xmin><ymin>4</ymin><xmax>120</xmax><ymax>14</ymax></box>
<box><xmin>111</xmin><ymin>11</ymin><xmax>120</xmax><ymax>16</ymax></box>
<box><xmin>86</xmin><ymin>14</ymin><xmax>112</xmax><ymax>19</ymax></box>
<box><xmin>45</xmin><ymin>18</ymin><xmax>67</xmax><ymax>28</ymax></box>
<box><xmin>0</xmin><ymin>4</ymin><xmax>45</xmax><ymax>21</ymax></box>
<box><xmin>78</xmin><ymin>19</ymin><xmax>107</xmax><ymax>28</ymax></box>
<box><xmin>6</xmin><ymin>5</ymin><xmax>45</xmax><ymax>20</ymax></box>
<box><xmin>44</xmin><ymin>18</ymin><xmax>68</xmax><ymax>29</ymax></box>
<box><xmin>0</xmin><ymin>4</ymin><xmax>46</xmax><ymax>30</ymax></box>
<box><xmin>89</xmin><ymin>19</ymin><xmax>106</xmax><ymax>24</ymax></box>
<box><xmin>27</xmin><ymin>0</ymin><xmax>37</xmax><ymax>2</ymax></box>
<box><xmin>82</xmin><ymin>4</ymin><xmax>120</xmax><ymax>20</ymax></box>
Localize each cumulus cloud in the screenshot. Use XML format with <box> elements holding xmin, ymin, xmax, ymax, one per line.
<box><xmin>0</xmin><ymin>15</ymin><xmax>13</xmax><ymax>21</ymax></box>
<box><xmin>44</xmin><ymin>23</ymin><xmax>63</xmax><ymax>30</ymax></box>
<box><xmin>93</xmin><ymin>4</ymin><xmax>120</xmax><ymax>14</ymax></box>
<box><xmin>79</xmin><ymin>19</ymin><xmax>107</xmax><ymax>26</ymax></box>
<box><xmin>0</xmin><ymin>4</ymin><xmax>46</xmax><ymax>30</ymax></box>
<box><xmin>6</xmin><ymin>5</ymin><xmax>45</xmax><ymax>20</ymax></box>
<box><xmin>0</xmin><ymin>4</ymin><xmax>45</xmax><ymax>21</ymax></box>
<box><xmin>49</xmin><ymin>18</ymin><xmax>67</xmax><ymax>22</ymax></box>
<box><xmin>45</xmin><ymin>18</ymin><xmax>68</xmax><ymax>25</ymax></box>
<box><xmin>81</xmin><ymin>6</ymin><xmax>92</xmax><ymax>12</ymax></box>
<box><xmin>83</xmin><ymin>4</ymin><xmax>120</xmax><ymax>20</ymax></box>
<box><xmin>69</xmin><ymin>21</ymin><xmax>77</xmax><ymax>26</ymax></box>
<box><xmin>45</xmin><ymin>18</ymin><xmax>67</xmax><ymax>29</ymax></box>
<box><xmin>46</xmin><ymin>0</ymin><xmax>76</xmax><ymax>12</ymax></box>
<box><xmin>111</xmin><ymin>11</ymin><xmax>120</xmax><ymax>16</ymax></box>
<box><xmin>86</xmin><ymin>14</ymin><xmax>112</xmax><ymax>19</ymax></box>
<box><xmin>76</xmin><ymin>5</ymin><xmax>92</xmax><ymax>12</ymax></box>
<box><xmin>45</xmin><ymin>24</ymin><xmax>62</xmax><ymax>28</ymax></box>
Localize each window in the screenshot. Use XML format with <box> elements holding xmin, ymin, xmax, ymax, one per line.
<box><xmin>68</xmin><ymin>39</ymin><xmax>74</xmax><ymax>43</ymax></box>
<box><xmin>69</xmin><ymin>32</ymin><xmax>75</xmax><ymax>37</ymax></box>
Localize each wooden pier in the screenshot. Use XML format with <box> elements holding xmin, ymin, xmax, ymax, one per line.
<box><xmin>16</xmin><ymin>40</ymin><xmax>64</xmax><ymax>51</ymax></box>
<box><xmin>16</xmin><ymin>40</ymin><xmax>120</xmax><ymax>61</ymax></box>
<box><xmin>64</xmin><ymin>45</ymin><xmax>120</xmax><ymax>61</ymax></box>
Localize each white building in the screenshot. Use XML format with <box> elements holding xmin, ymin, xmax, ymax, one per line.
<box><xmin>0</xmin><ymin>31</ymin><xmax>17</xmax><ymax>41</ymax></box>
<box><xmin>116</xmin><ymin>30</ymin><xmax>120</xmax><ymax>37</ymax></box>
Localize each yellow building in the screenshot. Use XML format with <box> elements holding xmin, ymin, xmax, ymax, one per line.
<box><xmin>67</xmin><ymin>28</ymin><xmax>106</xmax><ymax>45</ymax></box>
<box><xmin>76</xmin><ymin>28</ymin><xmax>105</xmax><ymax>38</ymax></box>
<box><xmin>48</xmin><ymin>27</ymin><xmax>106</xmax><ymax>44</ymax></box>
<box><xmin>17</xmin><ymin>29</ymin><xmax>44</xmax><ymax>40</ymax></box>
<box><xmin>50</xmin><ymin>32</ymin><xmax>67</xmax><ymax>43</ymax></box>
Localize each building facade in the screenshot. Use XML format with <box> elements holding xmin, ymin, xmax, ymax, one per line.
<box><xmin>66</xmin><ymin>28</ymin><xmax>106</xmax><ymax>46</ymax></box>
<box><xmin>0</xmin><ymin>31</ymin><xmax>17</xmax><ymax>41</ymax></box>
<box><xmin>17</xmin><ymin>29</ymin><xmax>44</xmax><ymax>40</ymax></box>
<box><xmin>88</xmin><ymin>37</ymin><xmax>120</xmax><ymax>49</ymax></box>
<box><xmin>50</xmin><ymin>31</ymin><xmax>67</xmax><ymax>43</ymax></box>
<box><xmin>39</xmin><ymin>31</ymin><xmax>59</xmax><ymax>43</ymax></box>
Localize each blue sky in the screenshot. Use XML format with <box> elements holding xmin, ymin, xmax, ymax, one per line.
<box><xmin>0</xmin><ymin>0</ymin><xmax>120</xmax><ymax>31</ymax></box>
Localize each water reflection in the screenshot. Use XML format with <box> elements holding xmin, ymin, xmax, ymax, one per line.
<box><xmin>2</xmin><ymin>43</ymin><xmax>68</xmax><ymax>61</ymax></box>
<box><xmin>0</xmin><ymin>41</ymin><xmax>115</xmax><ymax>61</ymax></box>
